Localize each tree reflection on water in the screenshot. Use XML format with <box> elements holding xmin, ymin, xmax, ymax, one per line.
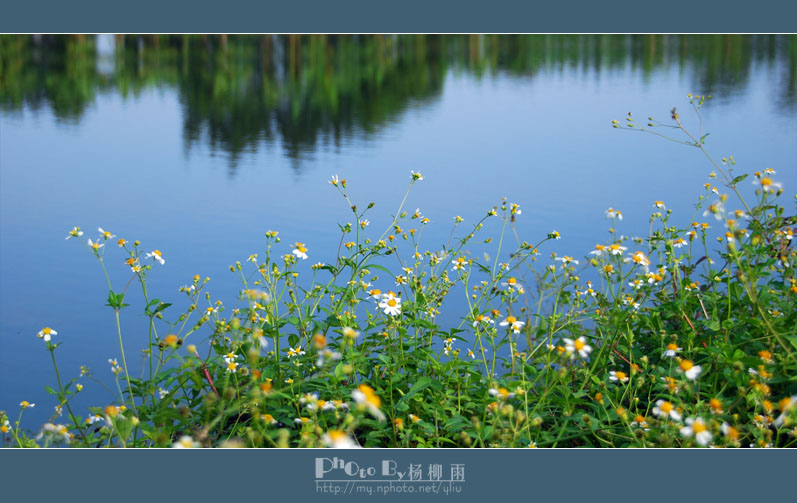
<box><xmin>1</xmin><ymin>34</ymin><xmax>794</xmax><ymax>169</ymax></box>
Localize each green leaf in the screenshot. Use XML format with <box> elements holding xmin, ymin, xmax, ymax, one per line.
<box><xmin>362</xmin><ymin>263</ymin><xmax>393</xmax><ymax>277</ymax></box>
<box><xmin>106</xmin><ymin>290</ymin><xmax>129</xmax><ymax>310</ymax></box>
<box><xmin>398</xmin><ymin>377</ymin><xmax>433</xmax><ymax>404</ymax></box>
<box><xmin>153</xmin><ymin>302</ymin><xmax>172</xmax><ymax>314</ymax></box>
<box><xmin>334</xmin><ymin>362</ymin><xmax>345</xmax><ymax>379</ymax></box>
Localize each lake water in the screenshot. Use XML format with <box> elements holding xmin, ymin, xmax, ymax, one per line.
<box><xmin>1</xmin><ymin>35</ymin><xmax>795</xmax><ymax>427</ymax></box>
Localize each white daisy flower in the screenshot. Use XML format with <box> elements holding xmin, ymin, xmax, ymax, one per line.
<box><xmin>652</xmin><ymin>399</ymin><xmax>682</xmax><ymax>421</ymax></box>
<box><xmin>87</xmin><ymin>238</ymin><xmax>104</xmax><ymax>252</ymax></box>
<box><xmin>555</xmin><ymin>256</ymin><xmax>579</xmax><ymax>266</ymax></box>
<box><xmin>563</xmin><ymin>337</ymin><xmax>592</xmax><ymax>359</ymax></box>
<box><xmin>292</xmin><ymin>242</ymin><xmax>308</xmax><ymax>260</ymax></box>
<box><xmin>322</xmin><ymin>430</ymin><xmax>361</xmax><ymax>448</ymax></box>
<box><xmin>471</xmin><ymin>314</ymin><xmax>494</xmax><ymax>328</ymax></box>
<box><xmin>608</xmin><ymin>370</ymin><xmax>629</xmax><ymax>383</ymax></box>
<box><xmin>172</xmin><ymin>435</ymin><xmax>200</xmax><ymax>448</ymax></box>
<box><xmin>499</xmin><ymin>316</ymin><xmax>525</xmax><ymax>334</ymax></box>
<box><xmin>37</xmin><ymin>423</ymin><xmax>71</xmax><ymax>444</ymax></box>
<box><xmin>631</xmin><ymin>415</ymin><xmax>649</xmax><ymax>431</ymax></box>
<box><xmin>677</xmin><ymin>359</ymin><xmax>702</xmax><ymax>380</ymax></box>
<box><xmin>773</xmin><ymin>395</ymin><xmax>796</xmax><ymax>427</ymax></box>
<box><xmin>66</xmin><ymin>226</ymin><xmax>83</xmax><ymax>239</ymax></box>
<box><xmin>589</xmin><ymin>244</ymin><xmax>606</xmax><ymax>256</ymax></box>
<box><xmin>488</xmin><ymin>387</ymin><xmax>516</xmax><ymax>400</ymax></box>
<box><xmin>378</xmin><ymin>291</ymin><xmax>402</xmax><ymax>317</ymax></box>
<box><xmin>607</xmin><ymin>243</ymin><xmax>627</xmax><ymax>256</ymax></box>
<box><xmin>680</xmin><ymin>417</ymin><xmax>712</xmax><ymax>446</ymax></box>
<box><xmin>36</xmin><ymin>327</ymin><xmax>58</xmax><ymax>342</ymax></box>
<box><xmin>451</xmin><ymin>257</ymin><xmax>468</xmax><ymax>271</ymax></box>
<box><xmin>662</xmin><ymin>343</ymin><xmax>682</xmax><ymax>358</ymax></box>
<box><xmin>287</xmin><ymin>346</ymin><xmax>306</xmax><ymax>358</ymax></box>
<box><xmin>501</xmin><ymin>277</ymin><xmax>523</xmax><ymax>291</ymax></box>
<box><xmin>753</xmin><ymin>176</ymin><xmax>782</xmax><ymax>193</ymax></box>
<box><xmin>145</xmin><ymin>250</ymin><xmax>165</xmax><ymax>265</ymax></box>
<box><xmin>625</xmin><ymin>251</ymin><xmax>650</xmax><ymax>271</ymax></box>
<box><xmin>85</xmin><ymin>415</ymin><xmax>104</xmax><ymax>425</ymax></box>
<box><xmin>98</xmin><ymin>227</ymin><xmax>116</xmax><ymax>240</ymax></box>
<box><xmin>352</xmin><ymin>384</ymin><xmax>385</xmax><ymax>421</ymax></box>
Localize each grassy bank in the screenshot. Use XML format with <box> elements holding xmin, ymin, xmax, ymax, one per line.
<box><xmin>3</xmin><ymin>96</ymin><xmax>795</xmax><ymax>448</ymax></box>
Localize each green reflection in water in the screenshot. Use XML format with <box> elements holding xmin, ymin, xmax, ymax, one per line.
<box><xmin>2</xmin><ymin>34</ymin><xmax>795</xmax><ymax>163</ymax></box>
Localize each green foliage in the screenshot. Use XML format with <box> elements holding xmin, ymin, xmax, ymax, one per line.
<box><xmin>4</xmin><ymin>99</ymin><xmax>795</xmax><ymax>449</ymax></box>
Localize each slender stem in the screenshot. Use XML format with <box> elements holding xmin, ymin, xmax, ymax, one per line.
<box><xmin>48</xmin><ymin>345</ymin><xmax>87</xmax><ymax>440</ymax></box>
<box><xmin>114</xmin><ymin>310</ymin><xmax>138</xmax><ymax>415</ymax></box>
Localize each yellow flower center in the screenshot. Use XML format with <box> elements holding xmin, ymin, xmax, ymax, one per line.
<box><xmin>574</xmin><ymin>339</ymin><xmax>585</xmax><ymax>351</ymax></box>
<box><xmin>760</xmin><ymin>177</ymin><xmax>772</xmax><ymax>186</ymax></box>
<box><xmin>42</xmin><ymin>327</ymin><xmax>52</xmax><ymax>335</ymax></box>
<box><xmin>153</xmin><ymin>250</ymin><xmax>161</xmax><ymax>257</ymax></box>
<box><xmin>358</xmin><ymin>384</ymin><xmax>381</xmax><ymax>408</ymax></box>
<box><xmin>505</xmin><ymin>316</ymin><xmax>517</xmax><ymax>323</ymax></box>
<box><xmin>615</xmin><ymin>371</ymin><xmax>627</xmax><ymax>381</ymax></box>
<box><xmin>680</xmin><ymin>360</ymin><xmax>694</xmax><ymax>371</ymax></box>
<box><xmin>634</xmin><ymin>415</ymin><xmax>645</xmax><ymax>423</ymax></box>
<box><xmin>660</xmin><ymin>401</ymin><xmax>673</xmax><ymax>413</ymax></box>
<box><xmin>667</xmin><ymin>343</ymin><xmax>679</xmax><ymax>351</ymax></box>
<box><xmin>692</xmin><ymin>421</ymin><xmax>707</xmax><ymax>433</ymax></box>
<box><xmin>507</xmin><ymin>278</ymin><xmax>517</xmax><ymax>285</ymax></box>
<box><xmin>387</xmin><ymin>299</ymin><xmax>397</xmax><ymax>307</ymax></box>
